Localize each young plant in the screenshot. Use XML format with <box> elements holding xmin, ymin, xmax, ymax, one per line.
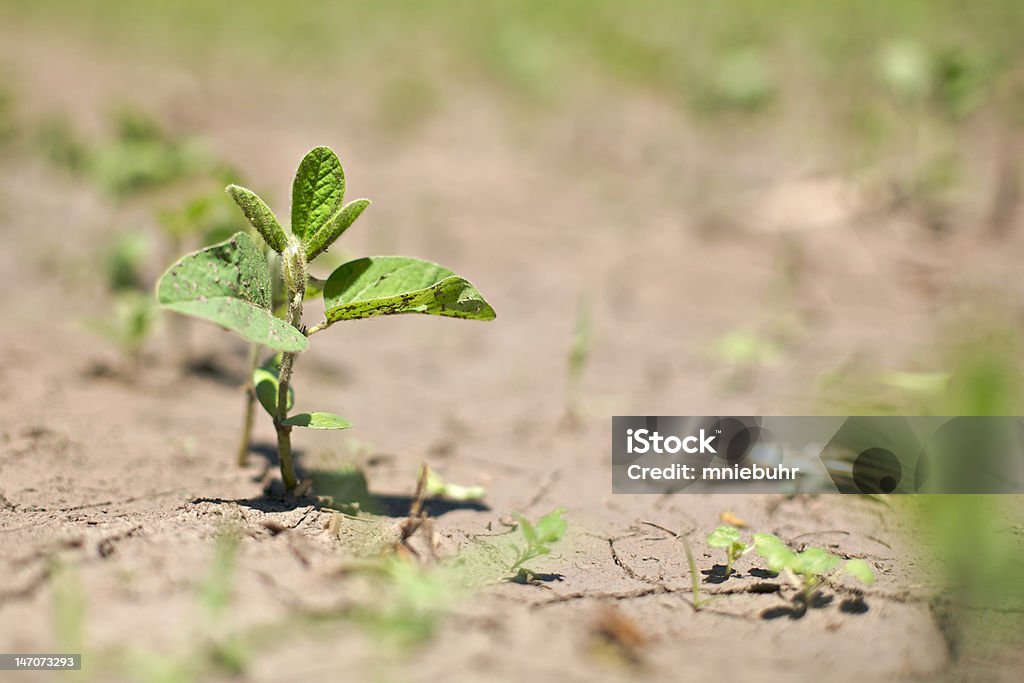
<box><xmin>706</xmin><ymin>524</ymin><xmax>748</xmax><ymax>578</ymax></box>
<box><xmin>753</xmin><ymin>533</ymin><xmax>875</xmax><ymax>605</ymax></box>
<box><xmin>681</xmin><ymin>535</ymin><xmax>709</xmax><ymax>611</ymax></box>
<box><xmin>509</xmin><ymin>508</ymin><xmax>568</xmax><ymax>578</ymax></box>
<box><xmin>564</xmin><ymin>293</ymin><xmax>592</xmax><ymax>424</ymax></box>
<box><xmin>422</xmin><ymin>463</ymin><xmax>487</xmax><ymax>502</ymax></box>
<box><xmin>157</xmin><ymin>146</ymin><xmax>496</xmax><ymax>491</ymax></box>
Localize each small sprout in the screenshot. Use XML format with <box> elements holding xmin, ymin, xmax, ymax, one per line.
<box><xmin>706</xmin><ymin>524</ymin><xmax>748</xmax><ymax>578</ymax></box>
<box><xmin>509</xmin><ymin>507</ymin><xmax>568</xmax><ymax>578</ymax></box>
<box><xmin>422</xmin><ymin>464</ymin><xmax>487</xmax><ymax>502</ymax></box>
<box><xmin>751</xmin><ymin>533</ymin><xmax>876</xmax><ymax>605</ymax></box>
<box><xmin>682</xmin><ymin>535</ymin><xmax>707</xmax><ymax>611</ymax></box>
<box><xmin>87</xmin><ymin>291</ymin><xmax>159</xmax><ymax>368</ymax></box>
<box><xmin>157</xmin><ymin>146</ymin><xmax>496</xmax><ymax>490</ymax></box>
<box><xmin>565</xmin><ymin>293</ymin><xmax>593</xmax><ymax>423</ymax></box>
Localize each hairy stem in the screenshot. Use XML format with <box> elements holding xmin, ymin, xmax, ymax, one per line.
<box><xmin>305</xmin><ymin>319</ymin><xmax>329</xmax><ymax>336</ymax></box>
<box><xmin>274</xmin><ymin>242</ymin><xmax>307</xmax><ymax>491</ymax></box>
<box><xmin>236</xmin><ymin>342</ymin><xmax>261</xmax><ymax>467</ymax></box>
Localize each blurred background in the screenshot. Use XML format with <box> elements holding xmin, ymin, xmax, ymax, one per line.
<box><xmin>1</xmin><ymin>1</ymin><xmax>1024</xmax><ymax>680</ymax></box>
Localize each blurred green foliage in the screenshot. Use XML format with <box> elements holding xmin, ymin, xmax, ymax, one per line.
<box><xmin>817</xmin><ymin>322</ymin><xmax>1024</xmax><ymax>664</ymax></box>
<box><xmin>4</xmin><ymin>1</ymin><xmax>1023</xmax><ymax>123</ymax></box>
<box><xmin>0</xmin><ymin>82</ymin><xmax>16</xmax><ymax>145</ymax></box>
<box><xmin>38</xmin><ymin>107</ymin><xmax>218</xmax><ymax>197</ymax></box>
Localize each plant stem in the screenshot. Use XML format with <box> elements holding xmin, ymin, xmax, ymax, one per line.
<box><xmin>305</xmin><ymin>319</ymin><xmax>329</xmax><ymax>336</ymax></box>
<box><xmin>274</xmin><ymin>243</ymin><xmax>307</xmax><ymax>492</ymax></box>
<box><xmin>682</xmin><ymin>536</ymin><xmax>703</xmax><ymax>611</ymax></box>
<box><xmin>236</xmin><ymin>342</ymin><xmax>261</xmax><ymax>467</ymax></box>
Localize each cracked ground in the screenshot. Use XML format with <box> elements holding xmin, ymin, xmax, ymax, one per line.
<box><xmin>2</xmin><ymin>9</ymin><xmax>1024</xmax><ymax>683</ymax></box>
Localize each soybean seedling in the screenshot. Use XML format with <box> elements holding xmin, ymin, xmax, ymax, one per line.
<box><xmin>753</xmin><ymin>533</ymin><xmax>875</xmax><ymax>606</ymax></box>
<box><xmin>157</xmin><ymin>146</ymin><xmax>496</xmax><ymax>491</ymax></box>
<box><xmin>509</xmin><ymin>508</ymin><xmax>568</xmax><ymax>579</ymax></box>
<box><xmin>706</xmin><ymin>524</ymin><xmax>748</xmax><ymax>578</ymax></box>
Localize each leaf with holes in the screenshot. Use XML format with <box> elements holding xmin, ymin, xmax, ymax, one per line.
<box><xmin>323</xmin><ymin>256</ymin><xmax>495</xmax><ymax>323</ymax></box>
<box><xmin>156</xmin><ymin>232</ymin><xmax>307</xmax><ymax>352</ymax></box>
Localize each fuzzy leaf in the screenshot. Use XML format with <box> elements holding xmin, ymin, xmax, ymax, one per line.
<box><xmin>707</xmin><ymin>525</ymin><xmax>742</xmax><ymax>548</ymax></box>
<box><xmin>844</xmin><ymin>558</ymin><xmax>876</xmax><ymax>585</ymax></box>
<box><xmin>157</xmin><ymin>232</ymin><xmax>307</xmax><ymax>352</ymax></box>
<box><xmin>323</xmin><ymin>256</ymin><xmax>495</xmax><ymax>323</ymax></box>
<box><xmin>291</xmin><ymin>146</ymin><xmax>344</xmax><ymax>240</ymax></box>
<box><xmin>281</xmin><ymin>412</ymin><xmax>352</xmax><ymax>429</ymax></box>
<box><xmin>253</xmin><ymin>364</ymin><xmax>294</xmax><ymax>417</ymax></box>
<box><xmin>226</xmin><ymin>185</ymin><xmax>288</xmax><ymax>253</ymax></box>
<box><xmin>305</xmin><ymin>199</ymin><xmax>371</xmax><ymax>261</ymax></box>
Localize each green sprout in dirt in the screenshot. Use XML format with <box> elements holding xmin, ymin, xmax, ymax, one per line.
<box><xmin>706</xmin><ymin>524</ymin><xmax>748</xmax><ymax>578</ymax></box>
<box><xmin>87</xmin><ymin>233</ymin><xmax>160</xmax><ymax>370</ymax></box>
<box><xmin>753</xmin><ymin>533</ymin><xmax>875</xmax><ymax>606</ymax></box>
<box><xmin>157</xmin><ymin>146</ymin><xmax>496</xmax><ymax>491</ymax></box>
<box><xmin>421</xmin><ymin>463</ymin><xmax>487</xmax><ymax>502</ymax></box>
<box><xmin>564</xmin><ymin>293</ymin><xmax>592</xmax><ymax>425</ymax></box>
<box><xmin>509</xmin><ymin>507</ymin><xmax>568</xmax><ymax>579</ymax></box>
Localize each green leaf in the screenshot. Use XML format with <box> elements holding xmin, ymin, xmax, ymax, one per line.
<box><xmin>253</xmin><ymin>364</ymin><xmax>294</xmax><ymax>417</ymax></box>
<box><xmin>305</xmin><ymin>199</ymin><xmax>371</xmax><ymax>261</ymax></box>
<box><xmin>753</xmin><ymin>533</ymin><xmax>796</xmax><ymax>573</ymax></box>
<box><xmin>291</xmin><ymin>146</ymin><xmax>344</xmax><ymax>240</ymax></box>
<box><xmin>281</xmin><ymin>412</ymin><xmax>352</xmax><ymax>429</ymax></box>
<box><xmin>157</xmin><ymin>232</ymin><xmax>308</xmax><ymax>352</ymax></box>
<box><xmin>226</xmin><ymin>184</ymin><xmax>288</xmax><ymax>254</ymax></box>
<box><xmin>844</xmin><ymin>558</ymin><xmax>876</xmax><ymax>585</ymax></box>
<box><xmin>707</xmin><ymin>525</ymin><xmax>741</xmax><ymax>548</ymax></box>
<box><xmin>534</xmin><ymin>508</ymin><xmax>568</xmax><ymax>544</ymax></box>
<box><xmin>791</xmin><ymin>548</ymin><xmax>840</xmax><ymax>577</ymax></box>
<box><xmin>323</xmin><ymin>256</ymin><xmax>496</xmax><ymax>323</ymax></box>
<box><xmin>423</xmin><ymin>468</ymin><xmax>487</xmax><ymax>502</ymax></box>
<box><xmin>305</xmin><ymin>275</ymin><xmax>327</xmax><ymax>300</ymax></box>
<box><xmin>515</xmin><ymin>515</ymin><xmax>538</xmax><ymax>547</ymax></box>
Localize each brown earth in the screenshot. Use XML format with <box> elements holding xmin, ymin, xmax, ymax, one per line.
<box><xmin>1</xmin><ymin>24</ymin><xmax>1024</xmax><ymax>683</ymax></box>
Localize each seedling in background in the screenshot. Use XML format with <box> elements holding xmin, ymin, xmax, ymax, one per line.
<box><xmin>86</xmin><ymin>233</ymin><xmax>160</xmax><ymax>370</ymax></box>
<box><xmin>421</xmin><ymin>463</ymin><xmax>487</xmax><ymax>502</ymax></box>
<box><xmin>564</xmin><ymin>293</ymin><xmax>592</xmax><ymax>424</ymax></box>
<box><xmin>157</xmin><ymin>146</ymin><xmax>496</xmax><ymax>491</ymax></box>
<box><xmin>706</xmin><ymin>524</ymin><xmax>748</xmax><ymax>578</ymax></box>
<box><xmin>509</xmin><ymin>507</ymin><xmax>568</xmax><ymax>579</ymax></box>
<box><xmin>753</xmin><ymin>533</ymin><xmax>875</xmax><ymax>606</ymax></box>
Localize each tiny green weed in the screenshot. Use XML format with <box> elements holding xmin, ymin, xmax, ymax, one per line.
<box><xmin>752</xmin><ymin>533</ymin><xmax>875</xmax><ymax>605</ymax></box>
<box><xmin>706</xmin><ymin>524</ymin><xmax>747</xmax><ymax>578</ymax></box>
<box><xmin>509</xmin><ymin>507</ymin><xmax>568</xmax><ymax>579</ymax></box>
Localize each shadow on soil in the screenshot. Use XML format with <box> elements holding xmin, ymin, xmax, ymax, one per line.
<box><xmin>761</xmin><ymin>594</ymin><xmax>870</xmax><ymax>620</ymax></box>
<box><xmin>202</xmin><ymin>447</ymin><xmax>490</xmax><ymax>518</ymax></box>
